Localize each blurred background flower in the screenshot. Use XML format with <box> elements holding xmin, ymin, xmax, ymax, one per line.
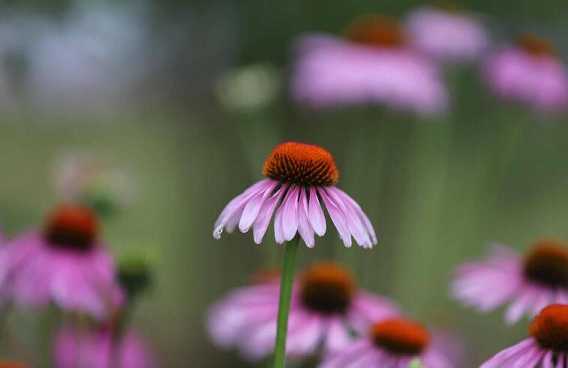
<box><xmin>290</xmin><ymin>16</ymin><xmax>448</xmax><ymax>115</ymax></box>
<box><xmin>483</xmin><ymin>34</ymin><xmax>568</xmax><ymax>112</ymax></box>
<box><xmin>405</xmin><ymin>5</ymin><xmax>489</xmax><ymax>64</ymax></box>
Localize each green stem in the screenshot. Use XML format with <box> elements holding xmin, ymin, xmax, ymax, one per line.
<box><xmin>273</xmin><ymin>237</ymin><xmax>300</xmax><ymax>368</ymax></box>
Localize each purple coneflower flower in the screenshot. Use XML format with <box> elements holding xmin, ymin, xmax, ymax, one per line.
<box><xmin>55</xmin><ymin>324</ymin><xmax>154</xmax><ymax>368</ymax></box>
<box><xmin>481</xmin><ymin>304</ymin><xmax>568</xmax><ymax>367</ymax></box>
<box><xmin>406</xmin><ymin>6</ymin><xmax>488</xmax><ymax>63</ymax></box>
<box><xmin>291</xmin><ymin>15</ymin><xmax>448</xmax><ymax>115</ymax></box>
<box><xmin>453</xmin><ymin>240</ymin><xmax>568</xmax><ymax>323</ymax></box>
<box><xmin>0</xmin><ymin>204</ymin><xmax>122</xmax><ymax>318</ymax></box>
<box><xmin>213</xmin><ymin>142</ymin><xmax>377</xmax><ymax>248</ymax></box>
<box><xmin>484</xmin><ymin>34</ymin><xmax>568</xmax><ymax>112</ymax></box>
<box><xmin>208</xmin><ymin>262</ymin><xmax>398</xmax><ymax>361</ymax></box>
<box><xmin>320</xmin><ymin>317</ymin><xmax>452</xmax><ymax>368</ymax></box>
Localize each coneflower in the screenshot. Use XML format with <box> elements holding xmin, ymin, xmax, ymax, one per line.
<box><xmin>453</xmin><ymin>240</ymin><xmax>568</xmax><ymax>323</ymax></box>
<box><xmin>291</xmin><ymin>16</ymin><xmax>448</xmax><ymax>115</ymax></box>
<box><xmin>0</xmin><ymin>204</ymin><xmax>122</xmax><ymax>319</ymax></box>
<box><xmin>213</xmin><ymin>142</ymin><xmax>378</xmax><ymax>368</ymax></box>
<box><xmin>208</xmin><ymin>262</ymin><xmax>397</xmax><ymax>362</ymax></box>
<box><xmin>483</xmin><ymin>34</ymin><xmax>568</xmax><ymax>112</ymax></box>
<box><xmin>481</xmin><ymin>304</ymin><xmax>568</xmax><ymax>367</ymax></box>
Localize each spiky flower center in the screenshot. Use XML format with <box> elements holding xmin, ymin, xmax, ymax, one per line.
<box><xmin>518</xmin><ymin>34</ymin><xmax>555</xmax><ymax>57</ymax></box>
<box><xmin>44</xmin><ymin>204</ymin><xmax>98</xmax><ymax>251</ymax></box>
<box><xmin>530</xmin><ymin>304</ymin><xmax>568</xmax><ymax>352</ymax></box>
<box><xmin>523</xmin><ymin>240</ymin><xmax>568</xmax><ymax>289</ymax></box>
<box><xmin>262</xmin><ymin>142</ymin><xmax>339</xmax><ymax>186</ymax></box>
<box><xmin>299</xmin><ymin>262</ymin><xmax>355</xmax><ymax>315</ymax></box>
<box><xmin>371</xmin><ymin>318</ymin><xmax>430</xmax><ymax>356</ymax></box>
<box><xmin>346</xmin><ymin>15</ymin><xmax>406</xmax><ymax>49</ymax></box>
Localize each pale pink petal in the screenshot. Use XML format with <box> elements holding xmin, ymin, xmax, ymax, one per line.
<box><xmin>286</xmin><ymin>315</ymin><xmax>323</xmax><ymax>358</ymax></box>
<box><xmin>505</xmin><ymin>286</ymin><xmax>539</xmax><ymax>324</ymax></box>
<box><xmin>320</xmin><ymin>340</ymin><xmax>374</xmax><ymax>368</ymax></box>
<box><xmin>239</xmin><ymin>180</ymin><xmax>278</xmax><ymax>232</ymax></box>
<box><xmin>308</xmin><ymin>187</ymin><xmax>326</xmax><ymax>236</ymax></box>
<box><xmin>213</xmin><ymin>179</ymin><xmax>272</xmax><ymax>239</ymax></box>
<box><xmin>252</xmin><ymin>186</ymin><xmax>285</xmax><ymax>244</ymax></box>
<box><xmin>326</xmin><ymin>187</ymin><xmax>372</xmax><ymax>248</ymax></box>
<box><xmin>281</xmin><ymin>186</ymin><xmax>300</xmax><ymax>241</ymax></box>
<box><xmin>480</xmin><ymin>339</ymin><xmax>535</xmax><ymax>368</ymax></box>
<box><xmin>324</xmin><ymin>318</ymin><xmax>353</xmax><ymax>354</ymax></box>
<box><xmin>318</xmin><ymin>188</ymin><xmax>352</xmax><ymax>247</ymax></box>
<box><xmin>297</xmin><ymin>188</ymin><xmax>315</xmax><ymax>247</ymax></box>
<box><xmin>541</xmin><ymin>351</ymin><xmax>554</xmax><ymax>368</ymax></box>
<box><xmin>335</xmin><ymin>188</ymin><xmax>378</xmax><ymax>245</ymax></box>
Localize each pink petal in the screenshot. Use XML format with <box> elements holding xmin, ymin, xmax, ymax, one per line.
<box><xmin>326</xmin><ymin>187</ymin><xmax>371</xmax><ymax>248</ymax></box>
<box><xmin>281</xmin><ymin>186</ymin><xmax>300</xmax><ymax>241</ymax></box>
<box><xmin>239</xmin><ymin>180</ymin><xmax>278</xmax><ymax>232</ymax></box>
<box><xmin>318</xmin><ymin>188</ymin><xmax>352</xmax><ymax>247</ymax></box>
<box><xmin>252</xmin><ymin>186</ymin><xmax>285</xmax><ymax>244</ymax></box>
<box><xmin>308</xmin><ymin>187</ymin><xmax>326</xmax><ymax>236</ymax></box>
<box><xmin>297</xmin><ymin>188</ymin><xmax>315</xmax><ymax>247</ymax></box>
<box><xmin>213</xmin><ymin>179</ymin><xmax>272</xmax><ymax>239</ymax></box>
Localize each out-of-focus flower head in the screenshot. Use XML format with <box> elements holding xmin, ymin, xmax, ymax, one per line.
<box><xmin>53</xmin><ymin>152</ymin><xmax>134</xmax><ymax>219</ymax></box>
<box><xmin>483</xmin><ymin>33</ymin><xmax>568</xmax><ymax>113</ymax></box>
<box><xmin>215</xmin><ymin>63</ymin><xmax>281</xmax><ymax>112</ymax></box>
<box><xmin>291</xmin><ymin>15</ymin><xmax>448</xmax><ymax>115</ymax></box>
<box><xmin>481</xmin><ymin>304</ymin><xmax>568</xmax><ymax>367</ymax></box>
<box><xmin>453</xmin><ymin>240</ymin><xmax>568</xmax><ymax>324</ymax></box>
<box><xmin>405</xmin><ymin>5</ymin><xmax>489</xmax><ymax>63</ymax></box>
<box><xmin>213</xmin><ymin>142</ymin><xmax>378</xmax><ymax>248</ymax></box>
<box><xmin>319</xmin><ymin>316</ymin><xmax>454</xmax><ymax>368</ymax></box>
<box><xmin>208</xmin><ymin>262</ymin><xmax>398</xmax><ymax>361</ymax></box>
<box><xmin>55</xmin><ymin>323</ymin><xmax>155</xmax><ymax>368</ymax></box>
<box><xmin>0</xmin><ymin>204</ymin><xmax>123</xmax><ymax>319</ymax></box>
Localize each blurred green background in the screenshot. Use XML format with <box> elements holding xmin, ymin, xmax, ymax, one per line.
<box><xmin>0</xmin><ymin>0</ymin><xmax>567</xmax><ymax>367</ymax></box>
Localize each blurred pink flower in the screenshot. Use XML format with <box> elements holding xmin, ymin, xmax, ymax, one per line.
<box><xmin>481</xmin><ymin>304</ymin><xmax>568</xmax><ymax>368</ymax></box>
<box><xmin>213</xmin><ymin>142</ymin><xmax>377</xmax><ymax>248</ymax></box>
<box><xmin>452</xmin><ymin>240</ymin><xmax>568</xmax><ymax>324</ymax></box>
<box><xmin>483</xmin><ymin>35</ymin><xmax>568</xmax><ymax>112</ymax></box>
<box><xmin>406</xmin><ymin>6</ymin><xmax>488</xmax><ymax>63</ymax></box>
<box><xmin>208</xmin><ymin>262</ymin><xmax>398</xmax><ymax>361</ymax></box>
<box><xmin>55</xmin><ymin>324</ymin><xmax>154</xmax><ymax>368</ymax></box>
<box><xmin>291</xmin><ymin>16</ymin><xmax>448</xmax><ymax>115</ymax></box>
<box><xmin>319</xmin><ymin>317</ymin><xmax>453</xmax><ymax>368</ymax></box>
<box><xmin>0</xmin><ymin>205</ymin><xmax>122</xmax><ymax>319</ymax></box>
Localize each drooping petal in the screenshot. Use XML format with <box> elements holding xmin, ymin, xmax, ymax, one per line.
<box><xmin>274</xmin><ymin>187</ymin><xmax>293</xmax><ymax>244</ymax></box>
<box><xmin>297</xmin><ymin>188</ymin><xmax>315</xmax><ymax>247</ymax></box>
<box><xmin>326</xmin><ymin>187</ymin><xmax>372</xmax><ymax>248</ymax></box>
<box><xmin>253</xmin><ymin>185</ymin><xmax>286</xmax><ymax>244</ymax></box>
<box><xmin>239</xmin><ymin>180</ymin><xmax>278</xmax><ymax>232</ymax></box>
<box><xmin>318</xmin><ymin>188</ymin><xmax>352</xmax><ymax>247</ymax></box>
<box><xmin>281</xmin><ymin>186</ymin><xmax>300</xmax><ymax>241</ymax></box>
<box><xmin>480</xmin><ymin>339</ymin><xmax>535</xmax><ymax>368</ymax></box>
<box><xmin>213</xmin><ymin>179</ymin><xmax>273</xmax><ymax>239</ymax></box>
<box><xmin>308</xmin><ymin>186</ymin><xmax>326</xmax><ymax>236</ymax></box>
<box><xmin>335</xmin><ymin>188</ymin><xmax>378</xmax><ymax>245</ymax></box>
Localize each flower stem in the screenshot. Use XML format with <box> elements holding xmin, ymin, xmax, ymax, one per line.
<box><xmin>273</xmin><ymin>237</ymin><xmax>300</xmax><ymax>368</ymax></box>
